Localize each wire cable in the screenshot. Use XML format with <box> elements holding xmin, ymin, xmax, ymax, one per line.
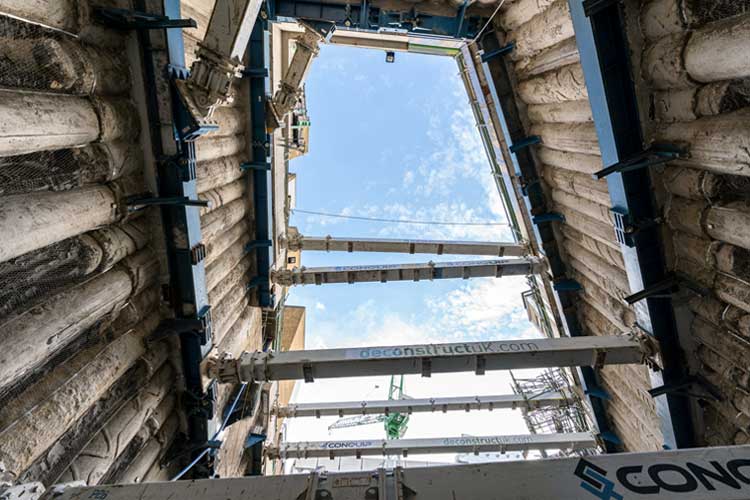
<box><xmin>468</xmin><ymin>0</ymin><xmax>507</xmax><ymax>45</ymax></box>
<box><xmin>171</xmin><ymin>382</ymin><xmax>249</xmax><ymax>481</ymax></box>
<box><xmin>291</xmin><ymin>209</ymin><xmax>510</xmax><ymax>226</ymax></box>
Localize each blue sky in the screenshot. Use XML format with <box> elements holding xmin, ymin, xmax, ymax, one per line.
<box><xmin>283</xmin><ymin>44</ymin><xmax>542</xmax><ymax>458</ymax></box>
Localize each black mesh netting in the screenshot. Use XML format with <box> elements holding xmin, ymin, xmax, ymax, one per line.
<box><xmin>0</xmin><ymin>236</ymin><xmax>103</xmax><ymax>322</ymax></box>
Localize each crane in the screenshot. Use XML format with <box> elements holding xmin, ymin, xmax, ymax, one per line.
<box><xmin>328</xmin><ymin>375</ymin><xmax>410</xmax><ymax>439</ymax></box>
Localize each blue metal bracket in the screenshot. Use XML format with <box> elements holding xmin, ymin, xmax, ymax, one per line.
<box><xmin>245</xmin><ymin>240</ymin><xmax>273</xmax><ymax>252</ymax></box>
<box><xmin>126</xmin><ymin>194</ymin><xmax>209</xmax><ymax>211</ymax></box>
<box><xmin>241</xmin><ymin>68</ymin><xmax>269</xmax><ymax>78</ymax></box>
<box><xmin>94</xmin><ymin>6</ymin><xmax>196</xmax><ymax>30</ymax></box>
<box><xmin>510</xmin><ymin>135</ymin><xmax>541</xmax><ymax>153</ymax></box>
<box><xmin>532</xmin><ymin>212</ymin><xmax>565</xmax><ymax>224</ymax></box>
<box><xmin>247</xmin><ymin>277</ymin><xmax>264</xmax><ymax>291</ymax></box>
<box><xmin>240</xmin><ymin>161</ymin><xmax>271</xmax><ymax>171</ymax></box>
<box><xmin>594</xmin><ymin>143</ymin><xmax>687</xmax><ymax>179</ymax></box>
<box><xmin>598</xmin><ymin>431</ymin><xmax>622</xmax><ymax>445</ymax></box>
<box><xmin>480</xmin><ymin>42</ymin><xmax>516</xmax><ymax>62</ymax></box>
<box><xmin>586</xmin><ymin>386</ymin><xmax>612</xmax><ymax>400</ymax></box>
<box><xmin>554</xmin><ymin>279</ymin><xmax>582</xmax><ymax>292</ymax></box>
<box><xmin>624</xmin><ymin>275</ymin><xmax>709</xmax><ymax>305</ymax></box>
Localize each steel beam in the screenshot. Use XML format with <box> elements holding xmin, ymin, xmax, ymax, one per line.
<box><xmin>475</xmin><ymin>34</ymin><xmax>620</xmax><ymax>451</ymax></box>
<box><xmin>42</xmin><ymin>445</ymin><xmax>750</xmax><ymax>500</ymax></box>
<box><xmin>568</xmin><ymin>0</ymin><xmax>695</xmax><ymax>449</ymax></box>
<box><xmin>287</xmin><ymin>235</ymin><xmax>526</xmax><ymax>257</ymax></box>
<box><xmin>210</xmin><ymin>335</ymin><xmax>649</xmax><ymax>383</ymax></box>
<box><xmin>274</xmin><ymin>392</ymin><xmax>567</xmax><ymax>418</ymax></box>
<box><xmin>271</xmin><ymin>258</ymin><xmax>542</xmax><ymax>286</ymax></box>
<box><xmin>268</xmin><ymin>433</ymin><xmax>597</xmax><ymax>459</ymax></box>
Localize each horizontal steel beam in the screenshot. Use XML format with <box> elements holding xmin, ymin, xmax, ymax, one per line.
<box><xmin>210</xmin><ymin>335</ymin><xmax>649</xmax><ymax>383</ymax></box>
<box><xmin>46</xmin><ymin>445</ymin><xmax>750</xmax><ymax>500</ymax></box>
<box><xmin>268</xmin><ymin>432</ymin><xmax>597</xmax><ymax>459</ymax></box>
<box><xmin>271</xmin><ymin>258</ymin><xmax>542</xmax><ymax>286</ymax></box>
<box><xmin>288</xmin><ymin>235</ymin><xmax>526</xmax><ymax>257</ymax></box>
<box><xmin>274</xmin><ymin>392</ymin><xmax>567</xmax><ymax>418</ymax></box>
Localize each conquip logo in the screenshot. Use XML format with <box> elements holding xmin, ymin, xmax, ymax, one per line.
<box><xmin>574</xmin><ymin>456</ymin><xmax>750</xmax><ymax>499</ymax></box>
<box><xmin>575</xmin><ymin>459</ymin><xmax>623</xmax><ymax>500</ymax></box>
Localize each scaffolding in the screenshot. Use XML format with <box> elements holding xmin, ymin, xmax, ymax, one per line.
<box><xmin>510</xmin><ymin>368</ymin><xmax>597</xmax><ymax>457</ymax></box>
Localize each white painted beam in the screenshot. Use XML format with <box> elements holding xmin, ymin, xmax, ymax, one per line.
<box><xmin>46</xmin><ymin>445</ymin><xmax>750</xmax><ymax>500</ymax></box>
<box><xmin>274</xmin><ymin>392</ymin><xmax>567</xmax><ymax>418</ymax></box>
<box><xmin>271</xmin><ymin>258</ymin><xmax>542</xmax><ymax>286</ymax></box>
<box><xmin>210</xmin><ymin>335</ymin><xmax>648</xmax><ymax>383</ymax></box>
<box><xmin>287</xmin><ymin>235</ymin><xmax>526</xmax><ymax>257</ymax></box>
<box><xmin>267</xmin><ymin>432</ymin><xmax>597</xmax><ymax>459</ymax></box>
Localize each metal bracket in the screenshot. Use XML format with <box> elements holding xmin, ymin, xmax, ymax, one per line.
<box><xmin>648</xmin><ymin>375</ymin><xmax>723</xmax><ymax>402</ymax></box>
<box><xmin>159</xmin><ymin>154</ymin><xmax>195</xmax><ymax>182</ymax></box>
<box><xmin>245</xmin><ymin>240</ymin><xmax>273</xmax><ymax>252</ymax></box>
<box><xmin>554</xmin><ymin>279</ymin><xmax>582</xmax><ymax>292</ymax></box>
<box><xmin>532</xmin><ymin>212</ymin><xmax>565</xmax><ymax>224</ymax></box>
<box><xmin>480</xmin><ymin>42</ymin><xmax>516</xmax><ymax>62</ymax></box>
<box><xmin>94</xmin><ymin>6</ymin><xmax>197</xmax><ymax>30</ymax></box>
<box><xmin>624</xmin><ymin>274</ymin><xmax>709</xmax><ymax>305</ymax></box>
<box><xmin>126</xmin><ymin>194</ymin><xmax>209</xmax><ymax>212</ymax></box>
<box><xmin>509</xmin><ymin>135</ymin><xmax>541</xmax><ymax>154</ymax></box>
<box><xmin>242</xmin><ymin>68</ymin><xmax>269</xmax><ymax>78</ymax></box>
<box><xmin>184</xmin><ymin>380</ymin><xmax>217</xmax><ymax>419</ymax></box>
<box><xmin>594</xmin><ymin>143</ymin><xmax>687</xmax><ymax>179</ymax></box>
<box><xmin>189</xmin><ymin>243</ymin><xmax>206</xmax><ymax>265</ymax></box>
<box><xmin>241</xmin><ymin>161</ymin><xmax>271</xmax><ymax>171</ymax></box>
<box><xmin>150</xmin><ymin>305</ymin><xmax>213</xmax><ymax>346</ymax></box>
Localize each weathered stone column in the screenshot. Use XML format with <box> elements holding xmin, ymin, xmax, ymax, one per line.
<box><xmin>531</xmin><ymin>122</ymin><xmax>599</xmax><ymax>155</ymax></box>
<box><xmin>201</xmin><ymin>198</ymin><xmax>249</xmax><ymax>244</ymax></box>
<box><xmin>644</xmin><ymin>14</ymin><xmax>750</xmax><ymax>88</ymax></box>
<box><xmin>206</xmin><ymin>220</ymin><xmax>250</xmax><ymax>266</ymax></box>
<box><xmin>536</xmin><ymin>146</ymin><xmax>601</xmax><ymax>175</ymax></box>
<box><xmin>510</xmin><ymin>0</ymin><xmax>573</xmax><ymax>60</ymax></box>
<box><xmin>656</xmin><ymin>109</ymin><xmax>750</xmax><ymax>176</ymax></box>
<box><xmin>518</xmin><ymin>63</ymin><xmax>587</xmax><ymax>104</ymax></box>
<box><xmin>196</xmin><ymin>154</ymin><xmax>244</xmax><ymax>194</ymax></box>
<box><xmin>653</xmin><ymin>80</ymin><xmax>750</xmax><ymax>123</ymax></box>
<box><xmin>113</xmin><ymin>413</ymin><xmax>179</xmax><ymax>483</ymax></box>
<box><xmin>0</xmin><ymin>250</ymin><xmax>157</xmax><ymax>390</ymax></box>
<box><xmin>200</xmin><ymin>179</ymin><xmax>245</xmax><ymax>217</ymax></box>
<box><xmin>58</xmin><ymin>365</ymin><xmax>175</xmax><ymax>485</ymax></box>
<box><xmin>527</xmin><ymin>100</ymin><xmax>592</xmax><ymax>124</ymax></box>
<box><xmin>0</xmin><ymin>92</ymin><xmax>137</xmax><ymax>156</ymax></box>
<box><xmin>0</xmin><ymin>315</ymin><xmax>158</xmax><ymax>477</ymax></box>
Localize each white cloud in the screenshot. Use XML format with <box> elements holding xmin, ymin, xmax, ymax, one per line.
<box><xmin>315</xmin><ymin>302</ymin><xmax>326</xmax><ymax>311</ymax></box>
<box><xmin>426</xmin><ymin>277</ymin><xmax>536</xmax><ymax>341</ymax></box>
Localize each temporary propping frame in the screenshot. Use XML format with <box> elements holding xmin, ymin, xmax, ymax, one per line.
<box><xmin>472</xmin><ymin>34</ymin><xmax>620</xmax><ymax>451</ymax></box>
<box><xmin>133</xmin><ymin>0</ymin><xmax>218</xmax><ymax>478</ymax></box>
<box><xmin>32</xmin><ymin>445</ymin><xmax>750</xmax><ymax>500</ymax></box>
<box><xmin>568</xmin><ymin>0</ymin><xmax>695</xmax><ymax>449</ymax></box>
<box><xmin>245</xmin><ymin>18</ymin><xmax>275</xmax><ymax>309</ymax></box>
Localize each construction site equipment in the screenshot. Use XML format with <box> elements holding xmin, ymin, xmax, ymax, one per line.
<box><xmin>327</xmin><ymin>376</ymin><xmax>410</xmax><ymax>439</ymax></box>
<box><xmin>282</xmin><ymin>231</ymin><xmax>526</xmax><ymax>257</ymax></box>
<box><xmin>208</xmin><ymin>335</ymin><xmax>652</xmax><ymax>384</ymax></box>
<box><xmin>266</xmin><ymin>25</ymin><xmax>327</xmax><ymax>130</ymax></box>
<box><xmin>268</xmin><ymin>432</ymin><xmax>597</xmax><ymax>459</ymax></box>
<box><xmin>10</xmin><ymin>445</ymin><xmax>750</xmax><ymax>500</ymax></box>
<box><xmin>275</xmin><ymin>391</ymin><xmax>567</xmax><ymax>418</ymax></box>
<box><xmin>175</xmin><ymin>0</ymin><xmax>264</xmax><ymax>133</ymax></box>
<box><xmin>271</xmin><ymin>258</ymin><xmax>543</xmax><ymax>286</ymax></box>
